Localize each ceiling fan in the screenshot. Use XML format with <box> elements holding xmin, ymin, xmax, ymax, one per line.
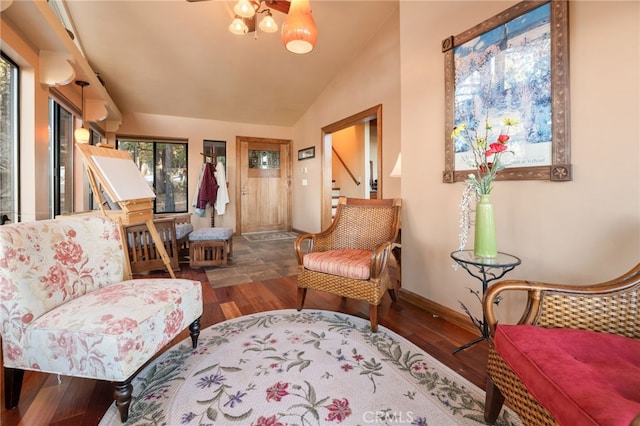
<box><xmin>188</xmin><ymin>0</ymin><xmax>317</xmax><ymax>54</ymax></box>
<box><xmin>187</xmin><ymin>0</ymin><xmax>290</xmax><ymax>34</ymax></box>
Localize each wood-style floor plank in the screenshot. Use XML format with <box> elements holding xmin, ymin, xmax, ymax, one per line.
<box><xmin>1</xmin><ymin>268</ymin><xmax>489</xmax><ymax>425</ymax></box>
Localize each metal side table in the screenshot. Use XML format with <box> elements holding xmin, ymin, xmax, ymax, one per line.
<box><xmin>450</xmin><ymin>250</ymin><xmax>521</xmax><ymax>354</ymax></box>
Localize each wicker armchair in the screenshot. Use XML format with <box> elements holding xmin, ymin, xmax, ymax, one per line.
<box><xmin>295</xmin><ymin>197</ymin><xmax>401</xmax><ymax>332</ymax></box>
<box><xmin>483</xmin><ymin>263</ymin><xmax>640</xmax><ymax>426</ymax></box>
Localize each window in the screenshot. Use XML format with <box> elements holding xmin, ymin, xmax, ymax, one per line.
<box><xmin>0</xmin><ymin>53</ymin><xmax>19</xmax><ymax>223</ymax></box>
<box><xmin>49</xmin><ymin>99</ymin><xmax>75</xmax><ymax>217</ymax></box>
<box><xmin>117</xmin><ymin>139</ymin><xmax>188</xmax><ymax>213</ymax></box>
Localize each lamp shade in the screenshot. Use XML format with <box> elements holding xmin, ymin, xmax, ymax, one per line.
<box><xmin>229</xmin><ymin>17</ymin><xmax>249</xmax><ymax>34</ymax></box>
<box><xmin>75</xmin><ymin>127</ymin><xmax>90</xmax><ymax>144</ymax></box>
<box><xmin>233</xmin><ymin>0</ymin><xmax>256</xmax><ymax>18</ymax></box>
<box><xmin>259</xmin><ymin>12</ymin><xmax>278</xmax><ymax>33</ymax></box>
<box><xmin>389</xmin><ymin>153</ymin><xmax>401</xmax><ymax>177</ymax></box>
<box><xmin>281</xmin><ymin>0</ymin><xmax>317</xmax><ymax>54</ymax></box>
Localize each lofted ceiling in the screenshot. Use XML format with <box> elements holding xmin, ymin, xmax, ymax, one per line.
<box><xmin>56</xmin><ymin>0</ymin><xmax>399</xmax><ymax>127</ymax></box>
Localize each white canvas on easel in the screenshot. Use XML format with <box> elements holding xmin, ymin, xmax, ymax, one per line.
<box><xmin>76</xmin><ymin>144</ymin><xmax>176</xmax><ymax>279</ymax></box>
<box><xmin>91</xmin><ymin>155</ymin><xmax>156</xmax><ymax>202</ymax></box>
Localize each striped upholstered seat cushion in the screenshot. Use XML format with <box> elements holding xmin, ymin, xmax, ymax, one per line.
<box><xmin>303</xmin><ymin>249</ymin><xmax>372</xmax><ymax>280</ymax></box>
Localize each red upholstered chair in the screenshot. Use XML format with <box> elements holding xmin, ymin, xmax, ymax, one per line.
<box><xmin>295</xmin><ymin>197</ymin><xmax>401</xmax><ymax>332</ymax></box>
<box><xmin>482</xmin><ymin>263</ymin><xmax>640</xmax><ymax>426</ymax></box>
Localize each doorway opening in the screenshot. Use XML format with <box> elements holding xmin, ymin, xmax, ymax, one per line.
<box><xmin>321</xmin><ymin>105</ymin><xmax>382</xmax><ymax>229</ymax></box>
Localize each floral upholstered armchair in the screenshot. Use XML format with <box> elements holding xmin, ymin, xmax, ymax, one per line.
<box><xmin>0</xmin><ymin>216</ymin><xmax>203</xmax><ymax>422</ymax></box>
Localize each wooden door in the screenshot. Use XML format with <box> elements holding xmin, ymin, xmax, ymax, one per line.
<box><xmin>237</xmin><ymin>137</ymin><xmax>291</xmax><ymax>234</ymax></box>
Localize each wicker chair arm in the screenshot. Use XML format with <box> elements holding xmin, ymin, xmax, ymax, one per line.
<box><xmin>295</xmin><ymin>233</ymin><xmax>317</xmax><ymax>265</ymax></box>
<box><xmin>369</xmin><ymin>241</ymin><xmax>392</xmax><ymax>280</ymax></box>
<box><xmin>484</xmin><ymin>263</ymin><xmax>640</xmax><ymax>339</ymax></box>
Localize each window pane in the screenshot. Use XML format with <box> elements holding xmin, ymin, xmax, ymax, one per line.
<box><xmin>0</xmin><ymin>53</ymin><xmax>18</xmax><ymax>223</ymax></box>
<box><xmin>249</xmin><ymin>149</ymin><xmax>280</xmax><ymax>169</ymax></box>
<box><xmin>117</xmin><ymin>140</ymin><xmax>188</xmax><ymax>214</ymax></box>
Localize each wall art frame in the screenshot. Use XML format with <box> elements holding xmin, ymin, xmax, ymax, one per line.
<box><xmin>442</xmin><ymin>0</ymin><xmax>571</xmax><ymax>183</ymax></box>
<box><xmin>298</xmin><ymin>146</ymin><xmax>315</xmax><ymax>161</ymax></box>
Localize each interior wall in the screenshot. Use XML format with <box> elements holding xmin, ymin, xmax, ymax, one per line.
<box><xmin>292</xmin><ymin>9</ymin><xmax>401</xmax><ymax>234</ymax></box>
<box><xmin>117</xmin><ymin>112</ymin><xmax>292</xmax><ymax>232</ymax></box>
<box><xmin>399</xmin><ymin>1</ymin><xmax>640</xmax><ymax>323</ymax></box>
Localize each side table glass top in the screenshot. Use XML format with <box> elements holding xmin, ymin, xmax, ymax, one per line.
<box><xmin>451</xmin><ymin>250</ymin><xmax>521</xmax><ymax>269</ymax></box>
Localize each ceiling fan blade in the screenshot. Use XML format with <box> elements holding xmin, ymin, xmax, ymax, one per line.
<box><xmin>264</xmin><ymin>0</ymin><xmax>290</xmax><ymax>14</ymax></box>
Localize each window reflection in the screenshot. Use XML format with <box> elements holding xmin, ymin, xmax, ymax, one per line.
<box><xmin>249</xmin><ymin>150</ymin><xmax>280</xmax><ymax>169</ymax></box>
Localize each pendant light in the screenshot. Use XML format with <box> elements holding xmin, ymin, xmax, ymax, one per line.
<box><xmin>74</xmin><ymin>80</ymin><xmax>90</xmax><ymax>144</ymax></box>
<box><xmin>281</xmin><ymin>0</ymin><xmax>317</xmax><ymax>54</ymax></box>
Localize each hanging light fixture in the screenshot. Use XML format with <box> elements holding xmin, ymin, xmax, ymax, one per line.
<box><xmin>281</xmin><ymin>0</ymin><xmax>317</xmax><ymax>54</ymax></box>
<box><xmin>74</xmin><ymin>80</ymin><xmax>90</xmax><ymax>144</ymax></box>
<box><xmin>228</xmin><ymin>1</ymin><xmax>283</xmax><ymax>42</ymax></box>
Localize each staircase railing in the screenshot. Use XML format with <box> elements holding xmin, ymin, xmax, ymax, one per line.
<box><xmin>332</xmin><ymin>147</ymin><xmax>361</xmax><ymax>186</ymax></box>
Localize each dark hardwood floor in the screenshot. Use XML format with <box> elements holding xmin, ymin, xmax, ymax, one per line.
<box><xmin>1</xmin><ymin>267</ymin><xmax>489</xmax><ymax>425</ymax></box>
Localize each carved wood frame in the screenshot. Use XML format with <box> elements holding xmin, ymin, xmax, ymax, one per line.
<box><xmin>442</xmin><ymin>0</ymin><xmax>571</xmax><ymax>183</ymax></box>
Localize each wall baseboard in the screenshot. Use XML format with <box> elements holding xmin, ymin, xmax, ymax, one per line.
<box><xmin>398</xmin><ymin>288</ymin><xmax>481</xmax><ymax>337</ymax></box>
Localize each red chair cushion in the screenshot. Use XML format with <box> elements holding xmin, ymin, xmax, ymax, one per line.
<box><xmin>303</xmin><ymin>249</ymin><xmax>372</xmax><ymax>280</ymax></box>
<box><xmin>495</xmin><ymin>324</ymin><xmax>640</xmax><ymax>426</ymax></box>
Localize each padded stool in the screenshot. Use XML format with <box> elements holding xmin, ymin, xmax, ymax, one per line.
<box><xmin>189</xmin><ymin>227</ymin><xmax>233</xmax><ymax>267</ymax></box>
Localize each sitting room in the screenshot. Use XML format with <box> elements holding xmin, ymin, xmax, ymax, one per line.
<box><xmin>0</xmin><ymin>0</ymin><xmax>638</xmax><ymax>424</ymax></box>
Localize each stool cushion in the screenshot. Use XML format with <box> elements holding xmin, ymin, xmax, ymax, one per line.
<box><xmin>175</xmin><ymin>222</ymin><xmax>194</xmax><ymax>240</ymax></box>
<box><xmin>495</xmin><ymin>324</ymin><xmax>640</xmax><ymax>426</ymax></box>
<box><xmin>23</xmin><ymin>278</ymin><xmax>202</xmax><ymax>381</ymax></box>
<box><xmin>189</xmin><ymin>227</ymin><xmax>233</xmax><ymax>242</ymax></box>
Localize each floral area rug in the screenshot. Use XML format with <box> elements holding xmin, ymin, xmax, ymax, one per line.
<box><xmin>99</xmin><ymin>310</ymin><xmax>522</xmax><ymax>426</ymax></box>
<box><xmin>243</xmin><ymin>231</ymin><xmax>299</xmax><ymax>242</ymax></box>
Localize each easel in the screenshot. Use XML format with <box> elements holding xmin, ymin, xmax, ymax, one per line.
<box><xmin>76</xmin><ymin>144</ymin><xmax>176</xmax><ymax>279</ymax></box>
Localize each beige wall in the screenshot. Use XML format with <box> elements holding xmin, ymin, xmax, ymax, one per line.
<box><xmin>291</xmin><ymin>8</ymin><xmax>402</xmax><ymax>233</ymax></box>
<box><xmin>117</xmin><ymin>112</ymin><xmax>292</xmax><ymax>231</ymax></box>
<box><xmin>399</xmin><ymin>1</ymin><xmax>639</xmax><ymax>322</ymax></box>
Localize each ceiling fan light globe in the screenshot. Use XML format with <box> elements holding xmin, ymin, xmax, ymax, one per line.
<box><xmin>281</xmin><ymin>0</ymin><xmax>317</xmax><ymax>54</ymax></box>
<box><xmin>229</xmin><ymin>17</ymin><xmax>249</xmax><ymax>35</ymax></box>
<box><xmin>234</xmin><ymin>0</ymin><xmax>256</xmax><ymax>18</ymax></box>
<box><xmin>259</xmin><ymin>14</ymin><xmax>278</xmax><ymax>33</ymax></box>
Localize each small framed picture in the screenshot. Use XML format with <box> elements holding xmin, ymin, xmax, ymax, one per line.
<box><xmin>298</xmin><ymin>146</ymin><xmax>315</xmax><ymax>161</ymax></box>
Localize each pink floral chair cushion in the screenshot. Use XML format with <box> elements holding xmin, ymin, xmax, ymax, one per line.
<box><xmin>303</xmin><ymin>249</ymin><xmax>373</xmax><ymax>280</ymax></box>
<box><xmin>0</xmin><ymin>216</ymin><xmax>203</xmax><ymax>422</ymax></box>
<box><xmin>23</xmin><ymin>278</ymin><xmax>201</xmax><ymax>380</ymax></box>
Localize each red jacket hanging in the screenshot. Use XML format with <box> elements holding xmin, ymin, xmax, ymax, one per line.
<box><xmin>196</xmin><ymin>162</ymin><xmax>219</xmax><ymax>209</ymax></box>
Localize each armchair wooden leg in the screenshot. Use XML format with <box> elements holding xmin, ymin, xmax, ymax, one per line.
<box><xmin>4</xmin><ymin>367</ymin><xmax>24</xmax><ymax>409</ymax></box>
<box><xmin>297</xmin><ymin>288</ymin><xmax>307</xmax><ymax>310</ymax></box>
<box><xmin>114</xmin><ymin>379</ymin><xmax>133</xmax><ymax>423</ymax></box>
<box><xmin>484</xmin><ymin>375</ymin><xmax>505</xmax><ymax>424</ymax></box>
<box><xmin>387</xmin><ymin>287</ymin><xmax>398</xmax><ymax>302</ymax></box>
<box><xmin>369</xmin><ymin>304</ymin><xmax>378</xmax><ymax>332</ymax></box>
<box><xmin>189</xmin><ymin>317</ymin><xmax>201</xmax><ymax>349</ymax></box>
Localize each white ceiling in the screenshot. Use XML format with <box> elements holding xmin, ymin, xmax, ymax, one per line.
<box><xmin>59</xmin><ymin>0</ymin><xmax>399</xmax><ymax>127</ymax></box>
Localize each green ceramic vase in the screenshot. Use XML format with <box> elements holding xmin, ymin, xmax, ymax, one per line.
<box><xmin>474</xmin><ymin>194</ymin><xmax>497</xmax><ymax>258</ymax></box>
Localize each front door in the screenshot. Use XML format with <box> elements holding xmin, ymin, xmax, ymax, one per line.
<box><xmin>237</xmin><ymin>137</ymin><xmax>291</xmax><ymax>234</ymax></box>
